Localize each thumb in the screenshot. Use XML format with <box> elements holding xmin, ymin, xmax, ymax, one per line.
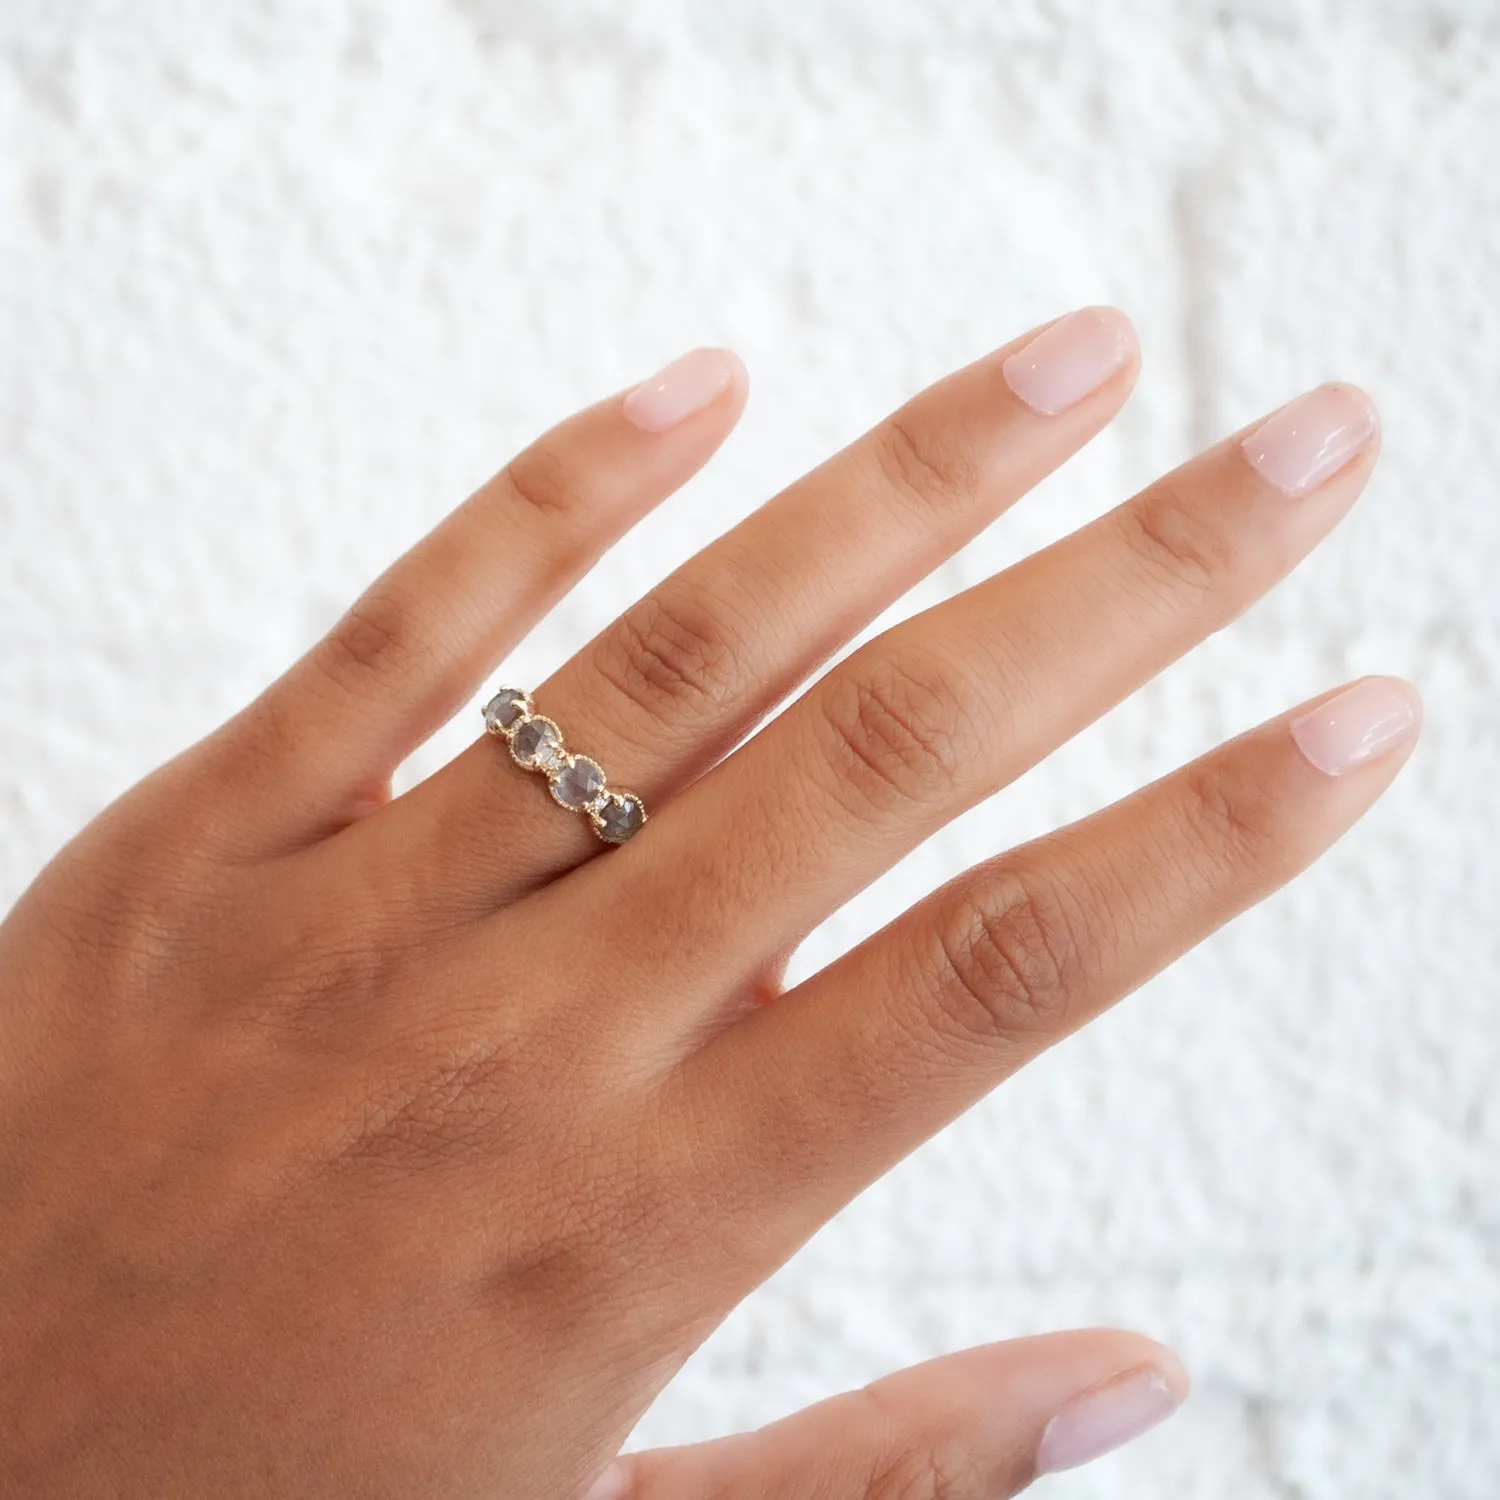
<box><xmin>582</xmin><ymin>1330</ymin><xmax>1187</xmax><ymax>1500</ymax></box>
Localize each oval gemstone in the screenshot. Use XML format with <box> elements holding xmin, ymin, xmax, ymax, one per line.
<box><xmin>551</xmin><ymin>756</ymin><xmax>605</xmax><ymax>810</ymax></box>
<box><xmin>511</xmin><ymin>717</ymin><xmax>564</xmax><ymax>771</ymax></box>
<box><xmin>483</xmin><ymin>688</ymin><xmax>529</xmax><ymax>735</ymax></box>
<box><xmin>594</xmin><ymin>791</ymin><xmax>645</xmax><ymax>844</ymax></box>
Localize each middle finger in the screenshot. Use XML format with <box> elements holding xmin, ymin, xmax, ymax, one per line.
<box><xmin>602</xmin><ymin>381</ymin><xmax>1379</xmax><ymax>1023</ymax></box>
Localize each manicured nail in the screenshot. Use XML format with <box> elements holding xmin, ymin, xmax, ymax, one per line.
<box><xmin>1035</xmin><ymin>1366</ymin><xmax>1183</xmax><ymax>1475</ymax></box>
<box><xmin>1290</xmin><ymin>676</ymin><xmax>1421</xmax><ymax>777</ymax></box>
<box><xmin>622</xmin><ymin>348</ymin><xmax>738</xmax><ymax>432</ymax></box>
<box><xmin>580</xmin><ymin>1461</ymin><xmax>629</xmax><ymax>1500</ymax></box>
<box><xmin>1001</xmin><ymin>307</ymin><xmax>1138</xmax><ymax>416</ymax></box>
<box><xmin>1241</xmin><ymin>383</ymin><xmax>1378</xmax><ymax>497</ymax></box>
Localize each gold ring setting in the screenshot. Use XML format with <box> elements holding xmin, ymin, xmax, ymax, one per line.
<box><xmin>483</xmin><ymin>688</ymin><xmax>647</xmax><ymax>844</ymax></box>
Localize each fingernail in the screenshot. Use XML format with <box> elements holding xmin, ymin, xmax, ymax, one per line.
<box><xmin>1001</xmin><ymin>307</ymin><xmax>1138</xmax><ymax>416</ymax></box>
<box><xmin>1035</xmin><ymin>1367</ymin><xmax>1183</xmax><ymax>1475</ymax></box>
<box><xmin>1290</xmin><ymin>676</ymin><xmax>1421</xmax><ymax>777</ymax></box>
<box><xmin>579</xmin><ymin>1461</ymin><xmax>630</xmax><ymax>1500</ymax></box>
<box><xmin>622</xmin><ymin>348</ymin><xmax>738</xmax><ymax>432</ymax></box>
<box><xmin>1241</xmin><ymin>383</ymin><xmax>1378</xmax><ymax>497</ymax></box>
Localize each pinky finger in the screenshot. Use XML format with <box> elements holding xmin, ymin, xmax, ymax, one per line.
<box><xmin>581</xmin><ymin>1331</ymin><xmax>1187</xmax><ymax>1500</ymax></box>
<box><xmin>680</xmin><ymin>676</ymin><xmax>1421</xmax><ymax>1277</ymax></box>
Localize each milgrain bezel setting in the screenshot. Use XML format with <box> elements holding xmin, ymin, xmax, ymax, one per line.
<box><xmin>589</xmin><ymin>788</ymin><xmax>647</xmax><ymax>844</ymax></box>
<box><xmin>481</xmin><ymin>688</ymin><xmax>647</xmax><ymax>844</ymax></box>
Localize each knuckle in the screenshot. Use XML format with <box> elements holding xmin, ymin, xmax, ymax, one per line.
<box><xmin>595</xmin><ymin>586</ymin><xmax>741</xmax><ymax>722</ymax></box>
<box><xmin>1120</xmin><ymin>476</ymin><xmax>1235</xmax><ymax>606</ymax></box>
<box><xmin>1176</xmin><ymin>757</ymin><xmax>1284</xmax><ymax>876</ymax></box>
<box><xmin>851</xmin><ymin>1388</ymin><xmax>986</xmax><ymax>1500</ymax></box>
<box><xmin>316</xmin><ymin>587</ymin><xmax>416</xmax><ymax>691</ymax></box>
<box><xmin>927</xmin><ymin>865</ymin><xmax>1084</xmax><ymax>1046</ymax></box>
<box><xmin>868</xmin><ymin>1445</ymin><xmax>984</xmax><ymax>1500</ymax></box>
<box><xmin>874</xmin><ymin>408</ymin><xmax>982</xmax><ymax>512</ymax></box>
<box><xmin>503</xmin><ymin>445</ymin><xmax>591</xmax><ymax>527</ymax></box>
<box><xmin>817</xmin><ymin>653</ymin><xmax>976</xmax><ymax>817</ymax></box>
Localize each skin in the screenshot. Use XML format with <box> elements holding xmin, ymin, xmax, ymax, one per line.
<box><xmin>0</xmin><ymin>312</ymin><xmax>1416</xmax><ymax>1498</ymax></box>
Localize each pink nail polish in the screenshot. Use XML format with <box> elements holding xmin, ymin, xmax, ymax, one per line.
<box><xmin>1001</xmin><ymin>307</ymin><xmax>1138</xmax><ymax>416</ymax></box>
<box><xmin>622</xmin><ymin>348</ymin><xmax>738</xmax><ymax>432</ymax></box>
<box><xmin>1035</xmin><ymin>1367</ymin><xmax>1183</xmax><ymax>1476</ymax></box>
<box><xmin>1290</xmin><ymin>677</ymin><xmax>1421</xmax><ymax>777</ymax></box>
<box><xmin>1241</xmin><ymin>384</ymin><xmax>1378</xmax><ymax>497</ymax></box>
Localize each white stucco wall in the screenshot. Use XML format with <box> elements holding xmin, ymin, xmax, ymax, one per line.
<box><xmin>3</xmin><ymin>2</ymin><xmax>1498</xmax><ymax>1495</ymax></box>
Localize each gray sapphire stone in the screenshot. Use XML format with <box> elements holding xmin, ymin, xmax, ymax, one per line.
<box><xmin>551</xmin><ymin>756</ymin><xmax>605</xmax><ymax>810</ymax></box>
<box><xmin>483</xmin><ymin>688</ymin><xmax>528</xmax><ymax>734</ymax></box>
<box><xmin>512</xmin><ymin>717</ymin><xmax>563</xmax><ymax>771</ymax></box>
<box><xmin>595</xmin><ymin>792</ymin><xmax>645</xmax><ymax>844</ymax></box>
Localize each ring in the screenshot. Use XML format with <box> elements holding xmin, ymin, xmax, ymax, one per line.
<box><xmin>482</xmin><ymin>688</ymin><xmax>647</xmax><ymax>844</ymax></box>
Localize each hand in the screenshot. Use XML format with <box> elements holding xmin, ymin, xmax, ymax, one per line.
<box><xmin>0</xmin><ymin>311</ymin><xmax>1417</xmax><ymax>1498</ymax></box>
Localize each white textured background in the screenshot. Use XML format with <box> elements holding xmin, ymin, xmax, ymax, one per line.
<box><xmin>3</xmin><ymin>2</ymin><xmax>1499</xmax><ymax>1495</ymax></box>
